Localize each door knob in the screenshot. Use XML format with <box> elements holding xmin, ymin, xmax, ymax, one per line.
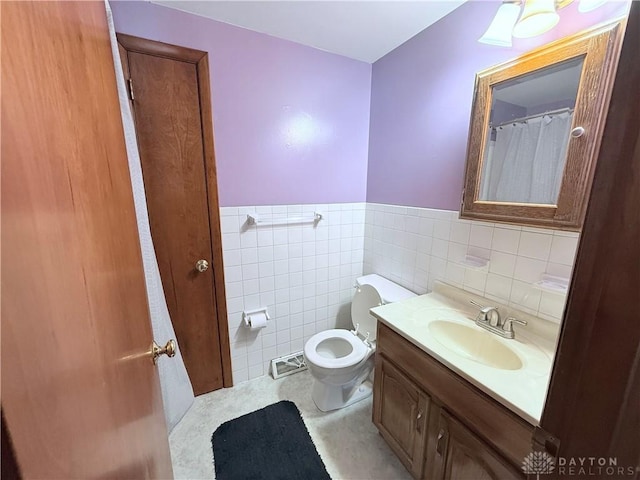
<box><xmin>150</xmin><ymin>340</ymin><xmax>176</xmax><ymax>365</ymax></box>
<box><xmin>195</xmin><ymin>259</ymin><xmax>209</xmax><ymax>272</ymax></box>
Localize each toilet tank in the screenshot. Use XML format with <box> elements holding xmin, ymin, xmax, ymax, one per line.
<box><xmin>356</xmin><ymin>274</ymin><xmax>416</xmax><ymax>304</ymax></box>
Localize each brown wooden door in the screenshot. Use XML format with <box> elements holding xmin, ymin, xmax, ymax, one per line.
<box><xmin>373</xmin><ymin>356</ymin><xmax>430</xmax><ymax>478</ymax></box>
<box><xmin>434</xmin><ymin>412</ymin><xmax>522</xmax><ymax>480</ymax></box>
<box><xmin>1</xmin><ymin>2</ymin><xmax>173</xmax><ymax>478</ymax></box>
<box><xmin>118</xmin><ymin>35</ymin><xmax>230</xmax><ymax>395</ymax></box>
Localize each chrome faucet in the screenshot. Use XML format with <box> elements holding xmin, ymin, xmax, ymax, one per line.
<box><xmin>470</xmin><ymin>300</ymin><xmax>501</xmax><ymax>326</ymax></box>
<box><xmin>469</xmin><ymin>300</ymin><xmax>527</xmax><ymax>339</ymax></box>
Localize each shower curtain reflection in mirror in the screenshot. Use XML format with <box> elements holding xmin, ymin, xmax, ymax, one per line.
<box><xmin>479</xmin><ymin>110</ymin><xmax>573</xmax><ymax>204</ymax></box>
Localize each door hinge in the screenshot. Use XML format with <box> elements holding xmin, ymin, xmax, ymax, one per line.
<box><xmin>461</xmin><ymin>188</ymin><xmax>466</xmax><ymax>208</ymax></box>
<box><xmin>127</xmin><ymin>78</ymin><xmax>135</xmax><ymax>101</ymax></box>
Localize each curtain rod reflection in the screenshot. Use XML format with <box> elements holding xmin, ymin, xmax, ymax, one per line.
<box><xmin>490</xmin><ymin>107</ymin><xmax>574</xmax><ymax>129</ymax></box>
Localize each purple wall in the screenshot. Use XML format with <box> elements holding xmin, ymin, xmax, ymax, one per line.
<box><xmin>111</xmin><ymin>1</ymin><xmax>372</xmax><ymax>207</ymax></box>
<box><xmin>367</xmin><ymin>0</ymin><xmax>630</xmax><ymax>210</ymax></box>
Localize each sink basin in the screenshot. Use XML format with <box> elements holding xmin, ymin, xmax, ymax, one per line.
<box><xmin>428</xmin><ymin>320</ymin><xmax>523</xmax><ymax>370</ymax></box>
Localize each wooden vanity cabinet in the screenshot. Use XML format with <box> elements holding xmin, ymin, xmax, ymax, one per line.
<box><xmin>373</xmin><ymin>356</ymin><xmax>430</xmax><ymax>478</ymax></box>
<box><xmin>373</xmin><ymin>323</ymin><xmax>531</xmax><ymax>480</ymax></box>
<box><xmin>432</xmin><ymin>412</ymin><xmax>522</xmax><ymax>480</ymax></box>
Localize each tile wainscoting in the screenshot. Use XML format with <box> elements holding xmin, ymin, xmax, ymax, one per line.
<box><xmin>220</xmin><ymin>202</ymin><xmax>579</xmax><ymax>384</ymax></box>
<box><xmin>220</xmin><ymin>203</ymin><xmax>366</xmax><ymax>383</ymax></box>
<box><xmin>364</xmin><ymin>203</ymin><xmax>579</xmax><ymax>324</ymax></box>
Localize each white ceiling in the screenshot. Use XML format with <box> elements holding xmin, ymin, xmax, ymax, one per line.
<box><xmin>151</xmin><ymin>1</ymin><xmax>467</xmax><ymax>63</ymax></box>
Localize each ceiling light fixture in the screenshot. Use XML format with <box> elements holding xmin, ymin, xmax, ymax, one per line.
<box><xmin>578</xmin><ymin>0</ymin><xmax>608</xmax><ymax>12</ymax></box>
<box><xmin>513</xmin><ymin>0</ymin><xmax>560</xmax><ymax>37</ymax></box>
<box><xmin>479</xmin><ymin>0</ymin><xmax>609</xmax><ymax>46</ymax></box>
<box><xmin>478</xmin><ymin>0</ymin><xmax>522</xmax><ymax>46</ymax></box>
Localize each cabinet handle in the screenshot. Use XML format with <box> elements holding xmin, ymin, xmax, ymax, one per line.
<box><xmin>416</xmin><ymin>410</ymin><xmax>424</xmax><ymax>433</ymax></box>
<box><xmin>436</xmin><ymin>429</ymin><xmax>445</xmax><ymax>456</ymax></box>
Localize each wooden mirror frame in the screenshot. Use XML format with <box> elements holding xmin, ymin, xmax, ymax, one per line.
<box><xmin>460</xmin><ymin>20</ymin><xmax>626</xmax><ymax>231</ymax></box>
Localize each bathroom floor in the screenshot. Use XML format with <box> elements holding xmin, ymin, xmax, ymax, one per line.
<box><xmin>169</xmin><ymin>370</ymin><xmax>411</xmax><ymax>480</ymax></box>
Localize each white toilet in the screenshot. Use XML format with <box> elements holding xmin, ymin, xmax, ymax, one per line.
<box><xmin>303</xmin><ymin>274</ymin><xmax>416</xmax><ymax>411</ymax></box>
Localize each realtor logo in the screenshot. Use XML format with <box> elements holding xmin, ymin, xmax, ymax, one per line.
<box><xmin>522</xmin><ymin>451</ymin><xmax>556</xmax><ymax>479</ymax></box>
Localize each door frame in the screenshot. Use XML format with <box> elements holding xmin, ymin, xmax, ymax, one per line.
<box><xmin>117</xmin><ymin>33</ymin><xmax>233</xmax><ymax>388</ymax></box>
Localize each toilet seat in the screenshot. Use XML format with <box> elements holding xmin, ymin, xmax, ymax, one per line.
<box><xmin>303</xmin><ymin>329</ymin><xmax>370</xmax><ymax>370</ymax></box>
<box><xmin>351</xmin><ymin>284</ymin><xmax>382</xmax><ymax>341</ymax></box>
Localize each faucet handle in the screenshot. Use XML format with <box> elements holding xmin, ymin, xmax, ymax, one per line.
<box><xmin>469</xmin><ymin>300</ymin><xmax>498</xmax><ymax>313</ymax></box>
<box><xmin>503</xmin><ymin>317</ymin><xmax>527</xmax><ymax>333</ymax></box>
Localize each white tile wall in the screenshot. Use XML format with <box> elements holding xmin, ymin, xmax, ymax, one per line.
<box><xmin>220</xmin><ymin>203</ymin><xmax>366</xmax><ymax>383</ymax></box>
<box><xmin>363</xmin><ymin>203</ymin><xmax>579</xmax><ymax>324</ymax></box>
<box><xmin>220</xmin><ymin>201</ymin><xmax>580</xmax><ymax>385</ymax></box>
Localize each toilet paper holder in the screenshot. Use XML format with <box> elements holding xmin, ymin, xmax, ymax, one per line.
<box><xmin>242</xmin><ymin>307</ymin><xmax>270</xmax><ymax>328</ymax></box>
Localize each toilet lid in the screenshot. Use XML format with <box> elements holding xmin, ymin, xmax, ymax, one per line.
<box><xmin>351</xmin><ymin>284</ymin><xmax>382</xmax><ymax>341</ymax></box>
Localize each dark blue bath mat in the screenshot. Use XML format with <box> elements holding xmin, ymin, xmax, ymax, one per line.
<box><xmin>212</xmin><ymin>400</ymin><xmax>331</xmax><ymax>480</ymax></box>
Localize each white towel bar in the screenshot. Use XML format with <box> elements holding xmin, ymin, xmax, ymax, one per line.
<box><xmin>246</xmin><ymin>212</ymin><xmax>322</xmax><ymax>226</ymax></box>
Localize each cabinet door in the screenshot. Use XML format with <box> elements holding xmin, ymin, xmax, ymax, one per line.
<box><xmin>434</xmin><ymin>411</ymin><xmax>523</xmax><ymax>480</ymax></box>
<box><xmin>373</xmin><ymin>356</ymin><xmax>429</xmax><ymax>478</ymax></box>
<box><xmin>460</xmin><ymin>22</ymin><xmax>624</xmax><ymax>230</ymax></box>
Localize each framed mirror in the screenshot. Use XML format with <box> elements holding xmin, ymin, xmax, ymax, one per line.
<box><xmin>461</xmin><ymin>21</ymin><xmax>625</xmax><ymax>230</ymax></box>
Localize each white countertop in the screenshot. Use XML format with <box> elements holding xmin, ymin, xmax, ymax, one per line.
<box><xmin>370</xmin><ymin>283</ymin><xmax>556</xmax><ymax>425</ymax></box>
